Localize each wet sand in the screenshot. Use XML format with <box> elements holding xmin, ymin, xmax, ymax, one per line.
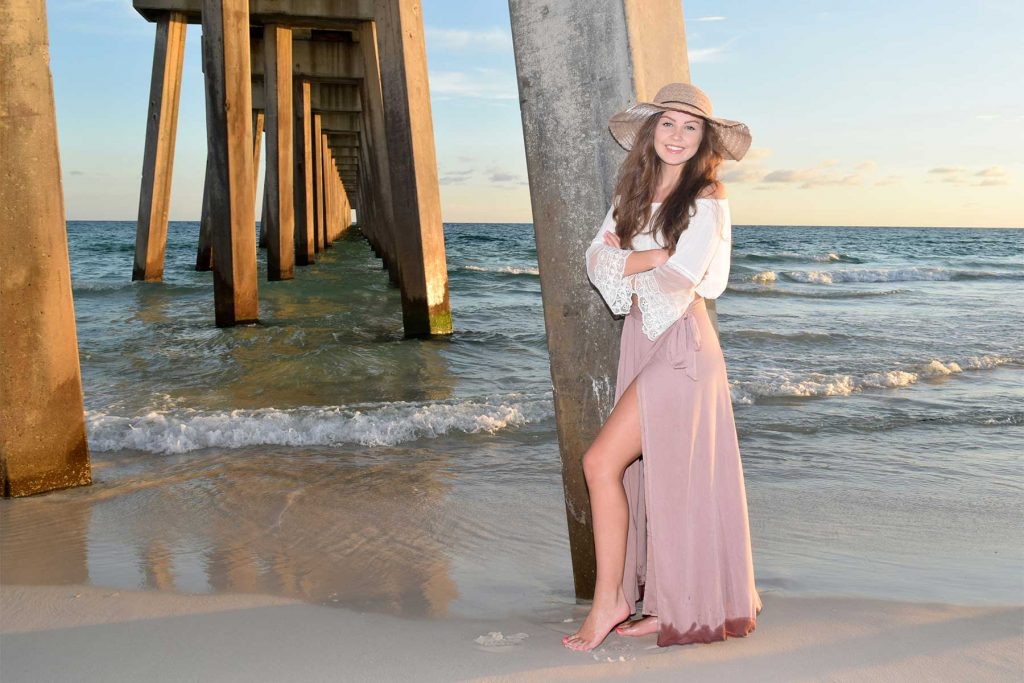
<box><xmin>2</xmin><ymin>584</ymin><xmax>1020</xmax><ymax>682</ymax></box>
<box><xmin>2</xmin><ymin>443</ymin><xmax>1022</xmax><ymax>680</ymax></box>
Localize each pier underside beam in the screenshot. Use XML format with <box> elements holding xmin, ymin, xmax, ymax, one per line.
<box><xmin>508</xmin><ymin>0</ymin><xmax>690</xmax><ymax>600</ymax></box>
<box><xmin>374</xmin><ymin>0</ymin><xmax>451</xmax><ymax>337</ymax></box>
<box><xmin>0</xmin><ymin>0</ymin><xmax>92</xmax><ymax>497</ymax></box>
<box><xmin>134</xmin><ymin>0</ymin><xmax>376</xmax><ymax>26</ymax></box>
<box><xmin>133</xmin><ymin>11</ymin><xmax>187</xmax><ymax>282</ymax></box>
<box><xmin>202</xmin><ymin>0</ymin><xmax>259</xmax><ymax>326</ymax></box>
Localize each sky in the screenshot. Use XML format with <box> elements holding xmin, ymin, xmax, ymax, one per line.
<box><xmin>47</xmin><ymin>0</ymin><xmax>1023</xmax><ymax>228</ymax></box>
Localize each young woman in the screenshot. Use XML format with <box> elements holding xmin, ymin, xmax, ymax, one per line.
<box><xmin>562</xmin><ymin>83</ymin><xmax>762</xmax><ymax>651</ymax></box>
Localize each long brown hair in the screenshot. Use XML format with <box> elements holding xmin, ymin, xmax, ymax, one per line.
<box><xmin>612</xmin><ymin>112</ymin><xmax>724</xmax><ymax>252</ymax></box>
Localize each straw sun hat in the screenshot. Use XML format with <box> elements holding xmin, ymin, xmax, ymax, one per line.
<box><xmin>608</xmin><ymin>82</ymin><xmax>752</xmax><ymax>161</ymax></box>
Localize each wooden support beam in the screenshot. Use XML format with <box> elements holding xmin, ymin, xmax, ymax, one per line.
<box><xmin>133</xmin><ymin>10</ymin><xmax>187</xmax><ymax>282</ymax></box>
<box><xmin>0</xmin><ymin>0</ymin><xmax>91</xmax><ymax>496</ymax></box>
<box><xmin>202</xmin><ymin>0</ymin><xmax>258</xmax><ymax>326</ymax></box>
<box><xmin>375</xmin><ymin>0</ymin><xmax>451</xmax><ymax>336</ymax></box>
<box><xmin>508</xmin><ymin>0</ymin><xmax>690</xmax><ymax>600</ymax></box>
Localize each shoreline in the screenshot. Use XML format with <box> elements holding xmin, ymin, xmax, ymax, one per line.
<box><xmin>3</xmin><ymin>584</ymin><xmax>1021</xmax><ymax>682</ymax></box>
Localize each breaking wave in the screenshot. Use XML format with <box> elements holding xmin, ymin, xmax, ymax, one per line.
<box><xmin>86</xmin><ymin>393</ymin><xmax>555</xmax><ymax>454</ymax></box>
<box><xmin>736</xmin><ymin>251</ymin><xmax>863</xmax><ymax>264</ymax></box>
<box><xmin>460</xmin><ymin>265</ymin><xmax>540</xmax><ymax>276</ymax></box>
<box><xmin>781</xmin><ymin>267</ymin><xmax>1020</xmax><ymax>284</ymax></box>
<box><xmin>730</xmin><ymin>355</ymin><xmax>1019</xmax><ymax>404</ymax></box>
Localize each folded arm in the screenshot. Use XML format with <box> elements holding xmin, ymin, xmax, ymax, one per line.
<box><xmin>585</xmin><ymin>240</ymin><xmax>635</xmax><ymax>316</ymax></box>
<box><xmin>631</xmin><ymin>201</ymin><xmax>727</xmax><ymax>339</ymax></box>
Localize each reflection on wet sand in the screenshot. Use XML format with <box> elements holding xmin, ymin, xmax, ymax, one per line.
<box><xmin>1</xmin><ymin>447</ymin><xmax>458</xmax><ymax>618</ymax></box>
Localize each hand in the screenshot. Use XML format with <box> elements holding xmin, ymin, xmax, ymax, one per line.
<box><xmin>652</xmin><ymin>248</ymin><xmax>670</xmax><ymax>268</ymax></box>
<box><xmin>602</xmin><ymin>231</ymin><xmax>622</xmax><ymax>248</ymax></box>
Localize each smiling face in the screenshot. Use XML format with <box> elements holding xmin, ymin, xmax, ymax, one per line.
<box><xmin>653</xmin><ymin>110</ymin><xmax>705</xmax><ymax>167</ymax></box>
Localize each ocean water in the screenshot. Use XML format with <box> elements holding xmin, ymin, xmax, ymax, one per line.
<box><xmin>2</xmin><ymin>219</ymin><xmax>1022</xmax><ymax>619</ymax></box>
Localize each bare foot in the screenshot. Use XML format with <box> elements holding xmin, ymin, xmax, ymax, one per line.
<box><xmin>562</xmin><ymin>592</ymin><xmax>631</xmax><ymax>652</ymax></box>
<box><xmin>614</xmin><ymin>615</ymin><xmax>659</xmax><ymax>637</ymax></box>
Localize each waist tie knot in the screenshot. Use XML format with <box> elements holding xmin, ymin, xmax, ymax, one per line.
<box><xmin>668</xmin><ymin>311</ymin><xmax>702</xmax><ymax>380</ymax></box>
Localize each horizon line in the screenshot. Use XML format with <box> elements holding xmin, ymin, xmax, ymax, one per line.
<box><xmin>65</xmin><ymin>218</ymin><xmax>1024</xmax><ymax>230</ymax></box>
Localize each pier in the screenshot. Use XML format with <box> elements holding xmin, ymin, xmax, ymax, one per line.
<box><xmin>2</xmin><ymin>0</ymin><xmax>699</xmax><ymax>603</ymax></box>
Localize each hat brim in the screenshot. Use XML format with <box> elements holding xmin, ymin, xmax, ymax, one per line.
<box><xmin>608</xmin><ymin>103</ymin><xmax>752</xmax><ymax>161</ymax></box>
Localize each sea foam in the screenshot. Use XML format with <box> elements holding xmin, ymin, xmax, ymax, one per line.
<box><xmin>86</xmin><ymin>393</ymin><xmax>555</xmax><ymax>454</ymax></box>
<box><xmin>781</xmin><ymin>267</ymin><xmax>1019</xmax><ymax>284</ymax></box>
<box><xmin>461</xmin><ymin>265</ymin><xmax>540</xmax><ymax>276</ymax></box>
<box><xmin>730</xmin><ymin>355</ymin><xmax>1017</xmax><ymax>404</ymax></box>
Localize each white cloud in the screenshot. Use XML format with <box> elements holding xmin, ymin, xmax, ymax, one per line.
<box><xmin>693</xmin><ymin>16</ymin><xmax>727</xmax><ymax>22</ymax></box>
<box><xmin>762</xmin><ymin>162</ymin><xmax>864</xmax><ymax>189</ymax></box>
<box><xmin>744</xmin><ymin>148</ymin><xmax>773</xmax><ymax>162</ymax></box>
<box><xmin>926</xmin><ymin>165</ymin><xmax>1012</xmax><ymax>186</ymax></box>
<box><xmin>440</xmin><ymin>169</ymin><xmax>475</xmax><ymax>186</ymax></box>
<box><xmin>688</xmin><ymin>45</ymin><xmax>728</xmax><ymax>63</ymax></box>
<box><xmin>486</xmin><ymin>166</ymin><xmax>528</xmax><ymax>186</ymax></box>
<box><xmin>720</xmin><ymin>166</ymin><xmax>764</xmax><ymax>183</ymax></box>
<box><xmin>426</xmin><ymin>27</ymin><xmax>513</xmax><ymax>52</ymax></box>
<box><xmin>721</xmin><ymin>148</ymin><xmax>770</xmax><ymax>183</ymax></box>
<box><xmin>976</xmin><ymin>166</ymin><xmax>1007</xmax><ymax>178</ymax></box>
<box><xmin>428</xmin><ymin>68</ymin><xmax>518</xmax><ymax>100</ymax></box>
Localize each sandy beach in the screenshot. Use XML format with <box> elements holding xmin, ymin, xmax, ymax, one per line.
<box><xmin>1</xmin><ymin>583</ymin><xmax>1020</xmax><ymax>682</ymax></box>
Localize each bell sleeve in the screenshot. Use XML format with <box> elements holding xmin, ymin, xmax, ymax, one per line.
<box><xmin>632</xmin><ymin>200</ymin><xmax>728</xmax><ymax>340</ymax></box>
<box><xmin>585</xmin><ymin>203</ymin><xmax>635</xmax><ymax>316</ymax></box>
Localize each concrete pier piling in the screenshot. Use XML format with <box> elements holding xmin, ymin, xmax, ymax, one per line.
<box><xmin>202</xmin><ymin>0</ymin><xmax>259</xmax><ymax>326</ymax></box>
<box><xmin>356</xmin><ymin>19</ymin><xmax>399</xmax><ymax>281</ymax></box>
<box><xmin>263</xmin><ymin>24</ymin><xmax>296</xmax><ymax>281</ymax></box>
<box><xmin>294</xmin><ymin>79</ymin><xmax>315</xmax><ymax>266</ymax></box>
<box><xmin>133</xmin><ymin>10</ymin><xmax>187</xmax><ymax>282</ymax></box>
<box><xmin>0</xmin><ymin>0</ymin><xmax>92</xmax><ymax>497</ymax></box>
<box><xmin>253</xmin><ymin>110</ymin><xmax>265</xmax><ymax>186</ymax></box>
<box><xmin>313</xmin><ymin>113</ymin><xmax>325</xmax><ymax>253</ymax></box>
<box><xmin>508</xmin><ymin>0</ymin><xmax>690</xmax><ymax>599</ymax></box>
<box><xmin>196</xmin><ymin>153</ymin><xmax>214</xmax><ymax>270</ymax></box>
<box><xmin>375</xmin><ymin>0</ymin><xmax>451</xmax><ymax>336</ymax></box>
<box><xmin>321</xmin><ymin>133</ymin><xmax>333</xmax><ymax>249</ymax></box>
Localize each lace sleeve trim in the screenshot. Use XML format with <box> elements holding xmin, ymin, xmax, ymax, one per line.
<box><xmin>633</xmin><ymin>270</ymin><xmax>679</xmax><ymax>340</ymax></box>
<box><xmin>591</xmin><ymin>246</ymin><xmax>634</xmax><ymax>315</ymax></box>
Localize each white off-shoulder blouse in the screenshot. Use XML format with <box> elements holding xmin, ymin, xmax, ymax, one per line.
<box><xmin>585</xmin><ymin>197</ymin><xmax>732</xmax><ymax>340</ymax></box>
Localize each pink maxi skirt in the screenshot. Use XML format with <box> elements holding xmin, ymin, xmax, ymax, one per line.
<box><xmin>617</xmin><ymin>296</ymin><xmax>762</xmax><ymax>647</ymax></box>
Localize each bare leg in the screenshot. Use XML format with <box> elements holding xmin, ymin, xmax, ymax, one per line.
<box><xmin>563</xmin><ymin>378</ymin><xmax>643</xmax><ymax>651</ymax></box>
